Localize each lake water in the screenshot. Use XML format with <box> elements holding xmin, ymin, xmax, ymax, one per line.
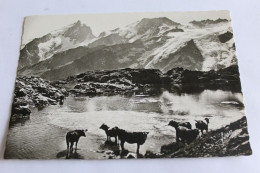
<box><xmin>5</xmin><ymin>90</ymin><xmax>245</xmax><ymax>159</ymax></box>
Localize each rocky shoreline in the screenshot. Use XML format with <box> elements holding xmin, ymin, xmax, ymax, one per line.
<box><xmin>144</xmin><ymin>116</ymin><xmax>252</xmax><ymax>158</ymax></box>
<box><xmin>66</xmin><ymin>65</ymin><xmax>242</xmax><ymax>96</ymax></box>
<box><xmin>11</xmin><ymin>65</ymin><xmax>242</xmax><ymax>123</ymax></box>
<box><xmin>10</xmin><ymin>76</ymin><xmax>68</xmax><ymax>122</ymax></box>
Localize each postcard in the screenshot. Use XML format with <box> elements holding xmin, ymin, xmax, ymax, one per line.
<box><xmin>4</xmin><ymin>11</ymin><xmax>252</xmax><ymax>159</ymax></box>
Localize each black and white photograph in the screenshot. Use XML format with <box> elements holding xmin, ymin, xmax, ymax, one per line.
<box><xmin>4</xmin><ymin>11</ymin><xmax>252</xmax><ymax>160</ymax></box>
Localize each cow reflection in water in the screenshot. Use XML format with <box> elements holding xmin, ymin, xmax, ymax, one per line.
<box><xmin>66</xmin><ymin>129</ymin><xmax>87</xmax><ymax>158</ymax></box>
<box><xmin>56</xmin><ymin>149</ymin><xmax>84</xmax><ymax>159</ymax></box>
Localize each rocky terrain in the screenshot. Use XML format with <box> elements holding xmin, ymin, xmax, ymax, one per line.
<box><xmin>67</xmin><ymin>64</ymin><xmax>242</xmax><ymax>96</ymax></box>
<box><xmin>144</xmin><ymin>116</ymin><xmax>252</xmax><ymax>158</ymax></box>
<box><xmin>10</xmin><ymin>76</ymin><xmax>68</xmax><ymax>122</ymax></box>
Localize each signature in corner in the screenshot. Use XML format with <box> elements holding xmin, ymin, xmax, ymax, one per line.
<box><xmin>216</xmin><ymin>130</ymin><xmax>232</xmax><ymax>146</ymax></box>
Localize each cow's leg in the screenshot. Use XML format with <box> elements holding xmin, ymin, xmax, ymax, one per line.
<box><xmin>176</xmin><ymin>134</ymin><xmax>179</xmax><ymax>143</ymax></box>
<box><xmin>120</xmin><ymin>141</ymin><xmax>125</xmax><ymax>151</ymax></box>
<box><xmin>66</xmin><ymin>138</ymin><xmax>69</xmax><ymax>151</ymax></box>
<box><xmin>75</xmin><ymin>140</ymin><xmax>79</xmax><ymax>151</ymax></box>
<box><xmin>70</xmin><ymin>142</ymin><xmax>74</xmax><ymax>151</ymax></box>
<box><xmin>137</xmin><ymin>144</ymin><xmax>140</xmax><ymax>154</ymax></box>
<box><xmin>106</xmin><ymin>135</ymin><xmax>108</xmax><ymax>141</ymax></box>
<box><xmin>115</xmin><ymin>136</ymin><xmax>117</xmax><ymax>144</ymax></box>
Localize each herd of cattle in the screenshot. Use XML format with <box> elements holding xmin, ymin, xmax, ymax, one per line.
<box><xmin>66</xmin><ymin>118</ymin><xmax>210</xmax><ymax>155</ymax></box>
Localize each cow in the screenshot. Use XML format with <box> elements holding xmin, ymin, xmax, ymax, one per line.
<box><xmin>168</xmin><ymin>120</ymin><xmax>199</xmax><ymax>144</ymax></box>
<box><xmin>66</xmin><ymin>129</ymin><xmax>87</xmax><ymax>152</ymax></box>
<box><xmin>168</xmin><ymin>120</ymin><xmax>192</xmax><ymax>129</ymax></box>
<box><xmin>99</xmin><ymin>123</ymin><xmax>119</xmax><ymax>144</ymax></box>
<box><xmin>117</xmin><ymin>128</ymin><xmax>149</xmax><ymax>154</ymax></box>
<box><xmin>195</xmin><ymin>118</ymin><xmax>209</xmax><ymax>134</ymax></box>
<box><xmin>59</xmin><ymin>95</ymin><xmax>65</xmax><ymax>105</ymax></box>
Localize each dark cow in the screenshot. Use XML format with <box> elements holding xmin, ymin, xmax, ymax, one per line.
<box><xmin>168</xmin><ymin>120</ymin><xmax>192</xmax><ymax>129</ymax></box>
<box><xmin>99</xmin><ymin>123</ymin><xmax>119</xmax><ymax>144</ymax></box>
<box><xmin>59</xmin><ymin>95</ymin><xmax>65</xmax><ymax>105</ymax></box>
<box><xmin>117</xmin><ymin>128</ymin><xmax>149</xmax><ymax>154</ymax></box>
<box><xmin>66</xmin><ymin>129</ymin><xmax>87</xmax><ymax>152</ymax></box>
<box><xmin>168</xmin><ymin>120</ymin><xmax>199</xmax><ymax>144</ymax></box>
<box><xmin>195</xmin><ymin>118</ymin><xmax>209</xmax><ymax>134</ymax></box>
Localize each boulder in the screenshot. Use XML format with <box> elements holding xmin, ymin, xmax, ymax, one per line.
<box><xmin>16</xmin><ymin>88</ymin><xmax>27</xmax><ymax>97</ymax></box>
<box><xmin>12</xmin><ymin>106</ymin><xmax>31</xmax><ymax>116</ymax></box>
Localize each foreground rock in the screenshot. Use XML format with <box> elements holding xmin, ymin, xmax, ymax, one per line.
<box><xmin>10</xmin><ymin>76</ymin><xmax>68</xmax><ymax>122</ymax></box>
<box><xmin>145</xmin><ymin>116</ymin><xmax>252</xmax><ymax>158</ymax></box>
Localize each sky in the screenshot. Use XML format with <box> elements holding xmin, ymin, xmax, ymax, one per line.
<box><xmin>22</xmin><ymin>10</ymin><xmax>230</xmax><ymax>44</ymax></box>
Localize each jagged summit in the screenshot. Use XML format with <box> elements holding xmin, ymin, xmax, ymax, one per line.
<box><xmin>63</xmin><ymin>20</ymin><xmax>96</xmax><ymax>42</ymax></box>
<box><xmin>18</xmin><ymin>20</ymin><xmax>96</xmax><ymax>69</ymax></box>
<box><xmin>190</xmin><ymin>18</ymin><xmax>229</xmax><ymax>27</ymax></box>
<box><xmin>136</xmin><ymin>17</ymin><xmax>180</xmax><ymax>35</ymax></box>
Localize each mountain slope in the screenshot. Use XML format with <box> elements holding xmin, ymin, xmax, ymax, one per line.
<box><xmin>150</xmin><ymin>39</ymin><xmax>204</xmax><ymax>72</ymax></box>
<box><xmin>20</xmin><ymin>40</ymin><xmax>146</xmax><ymax>80</ymax></box>
<box><xmin>18</xmin><ymin>20</ymin><xmax>96</xmax><ymax>69</ymax></box>
<box><xmin>89</xmin><ymin>17</ymin><xmax>181</xmax><ymax>47</ymax></box>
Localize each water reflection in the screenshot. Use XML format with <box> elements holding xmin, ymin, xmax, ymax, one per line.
<box><xmin>56</xmin><ymin>150</ymin><xmax>84</xmax><ymax>159</ymax></box>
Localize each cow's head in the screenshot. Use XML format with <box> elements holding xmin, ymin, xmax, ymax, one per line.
<box><xmin>79</xmin><ymin>129</ymin><xmax>86</xmax><ymax>137</ymax></box>
<box><xmin>143</xmin><ymin>132</ymin><xmax>149</xmax><ymax>140</ymax></box>
<box><xmin>205</xmin><ymin>118</ymin><xmax>209</xmax><ymax>124</ymax></box>
<box><xmin>168</xmin><ymin>120</ymin><xmax>178</xmax><ymax>127</ymax></box>
<box><xmin>99</xmin><ymin>123</ymin><xmax>109</xmax><ymax>130</ymax></box>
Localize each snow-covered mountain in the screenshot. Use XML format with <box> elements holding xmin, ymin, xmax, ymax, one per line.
<box><xmin>89</xmin><ymin>17</ymin><xmax>181</xmax><ymax>47</ymax></box>
<box><xmin>139</xmin><ymin>20</ymin><xmax>236</xmax><ymax>72</ymax></box>
<box><xmin>18</xmin><ymin>17</ymin><xmax>238</xmax><ymax>80</ymax></box>
<box><xmin>18</xmin><ymin>20</ymin><xmax>96</xmax><ymax>69</ymax></box>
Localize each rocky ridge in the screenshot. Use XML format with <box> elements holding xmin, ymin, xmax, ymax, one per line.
<box><xmin>67</xmin><ymin>65</ymin><xmax>242</xmax><ymax>96</ymax></box>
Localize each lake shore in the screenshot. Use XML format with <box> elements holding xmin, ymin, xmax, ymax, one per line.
<box><xmin>144</xmin><ymin>116</ymin><xmax>252</xmax><ymax>158</ymax></box>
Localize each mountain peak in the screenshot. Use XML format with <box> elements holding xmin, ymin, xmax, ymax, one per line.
<box><xmin>75</xmin><ymin>20</ymin><xmax>81</xmax><ymax>25</ymax></box>
<box><xmin>135</xmin><ymin>17</ymin><xmax>180</xmax><ymax>35</ymax></box>
<box><xmin>63</xmin><ymin>20</ymin><xmax>96</xmax><ymax>42</ymax></box>
<box><xmin>138</xmin><ymin>17</ymin><xmax>180</xmax><ymax>26</ymax></box>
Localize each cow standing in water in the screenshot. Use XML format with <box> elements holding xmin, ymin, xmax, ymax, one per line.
<box><xmin>59</xmin><ymin>95</ymin><xmax>65</xmax><ymax>105</ymax></box>
<box><xmin>66</xmin><ymin>129</ymin><xmax>87</xmax><ymax>153</ymax></box>
<box><xmin>99</xmin><ymin>123</ymin><xmax>119</xmax><ymax>144</ymax></box>
<box><xmin>117</xmin><ymin>128</ymin><xmax>149</xmax><ymax>154</ymax></box>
